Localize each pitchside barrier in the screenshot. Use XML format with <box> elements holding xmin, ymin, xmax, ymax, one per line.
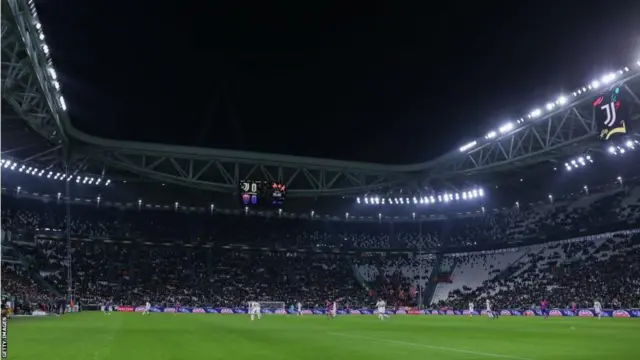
<box><xmin>115</xmin><ymin>306</ymin><xmax>640</xmax><ymax>318</ymax></box>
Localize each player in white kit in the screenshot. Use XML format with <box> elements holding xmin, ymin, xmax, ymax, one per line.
<box><xmin>376</xmin><ymin>299</ymin><xmax>388</xmax><ymax>320</ymax></box>
<box><xmin>486</xmin><ymin>299</ymin><xmax>494</xmax><ymax>318</ymax></box>
<box><xmin>594</xmin><ymin>300</ymin><xmax>602</xmax><ymax>319</ymax></box>
<box><xmin>331</xmin><ymin>301</ymin><xmax>337</xmax><ymax>318</ymax></box>
<box><xmin>297</xmin><ymin>302</ymin><xmax>302</xmax><ymax>316</ymax></box>
<box><xmin>468</xmin><ymin>302</ymin><xmax>474</xmax><ymax>317</ymax></box>
<box><xmin>249</xmin><ymin>301</ymin><xmax>261</xmax><ymax>321</ymax></box>
<box><xmin>142</xmin><ymin>301</ymin><xmax>151</xmax><ymax>316</ymax></box>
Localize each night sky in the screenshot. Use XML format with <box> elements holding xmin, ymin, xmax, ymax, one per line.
<box><xmin>36</xmin><ymin>1</ymin><xmax>640</xmax><ymax>164</ymax></box>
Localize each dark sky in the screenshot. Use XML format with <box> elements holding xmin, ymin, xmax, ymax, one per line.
<box><xmin>37</xmin><ymin>1</ymin><xmax>640</xmax><ymax>164</ymax></box>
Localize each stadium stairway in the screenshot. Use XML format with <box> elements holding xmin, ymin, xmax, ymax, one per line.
<box><xmin>351</xmin><ymin>264</ymin><xmax>370</xmax><ymax>292</ymax></box>
<box><xmin>12</xmin><ymin>243</ymin><xmax>64</xmax><ymax>298</ymax></box>
<box><xmin>423</xmin><ymin>253</ymin><xmax>444</xmax><ymax>305</ymax></box>
<box><xmin>494</xmin><ymin>247</ymin><xmax>534</xmax><ymax>281</ymax></box>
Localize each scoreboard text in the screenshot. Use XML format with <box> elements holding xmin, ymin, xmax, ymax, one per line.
<box><xmin>239</xmin><ymin>180</ymin><xmax>286</xmax><ymax>208</ymax></box>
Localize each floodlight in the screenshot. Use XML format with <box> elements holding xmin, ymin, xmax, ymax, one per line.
<box><xmin>601</xmin><ymin>73</ymin><xmax>616</xmax><ymax>84</ymax></box>
<box><xmin>499</xmin><ymin>123</ymin><xmax>513</xmax><ymax>133</ymax></box>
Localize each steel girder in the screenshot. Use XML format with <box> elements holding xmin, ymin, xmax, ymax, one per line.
<box><xmin>4</xmin><ymin>0</ymin><xmax>640</xmax><ymax>197</ymax></box>
<box><xmin>1</xmin><ymin>1</ymin><xmax>408</xmax><ymax>196</ymax></box>
<box><xmin>1</xmin><ymin>0</ymin><xmax>66</xmax><ymax>145</ymax></box>
<box><xmin>84</xmin><ymin>147</ymin><xmax>405</xmax><ymax>197</ymax></box>
<box><xmin>424</xmin><ymin>72</ymin><xmax>640</xmax><ymax>178</ymax></box>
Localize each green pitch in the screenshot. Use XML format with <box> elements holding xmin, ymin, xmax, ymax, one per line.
<box><xmin>7</xmin><ymin>312</ymin><xmax>640</xmax><ymax>360</ymax></box>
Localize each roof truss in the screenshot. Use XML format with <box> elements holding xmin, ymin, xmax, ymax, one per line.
<box><xmin>89</xmin><ymin>149</ymin><xmax>403</xmax><ymax>196</ymax></box>
<box><xmin>426</xmin><ymin>75</ymin><xmax>640</xmax><ymax>178</ymax></box>
<box><xmin>4</xmin><ymin>1</ymin><xmax>640</xmax><ymax>196</ymax></box>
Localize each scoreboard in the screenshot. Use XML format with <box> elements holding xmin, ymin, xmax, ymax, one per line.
<box><xmin>239</xmin><ymin>180</ymin><xmax>286</xmax><ymax>208</ymax></box>
<box><xmin>594</xmin><ymin>86</ymin><xmax>630</xmax><ymax>141</ymax></box>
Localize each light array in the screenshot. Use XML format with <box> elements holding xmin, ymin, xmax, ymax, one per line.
<box><xmin>564</xmin><ymin>155</ymin><xmax>593</xmax><ymax>171</ymax></box>
<box><xmin>1</xmin><ymin>158</ymin><xmax>111</xmax><ymax>186</ymax></box>
<box><xmin>458</xmin><ymin>141</ymin><xmax>477</xmax><ymax>152</ymax></box>
<box><xmin>24</xmin><ymin>0</ymin><xmax>640</xmax><ymax>188</ymax></box>
<box><xmin>456</xmin><ymin>61</ymin><xmax>640</xmax><ymax>153</ymax></box>
<box><xmin>608</xmin><ymin>140</ymin><xmax>640</xmax><ymax>155</ymax></box>
<box><xmin>27</xmin><ymin>0</ymin><xmax>68</xmax><ymax>114</ymax></box>
<box><xmin>20</xmin><ymin>1</ymin><xmax>640</xmax><ymax>203</ymax></box>
<box><xmin>357</xmin><ymin>188</ymin><xmax>484</xmax><ymax>206</ymax></box>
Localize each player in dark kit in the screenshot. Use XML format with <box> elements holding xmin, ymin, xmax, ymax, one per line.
<box><xmin>541</xmin><ymin>299</ymin><xmax>549</xmax><ymax>319</ymax></box>
<box><xmin>103</xmin><ymin>300</ymin><xmax>112</xmax><ymax>315</ymax></box>
<box><xmin>490</xmin><ymin>300</ymin><xmax>499</xmax><ymax>319</ymax></box>
<box><xmin>325</xmin><ymin>300</ymin><xmax>332</xmax><ymax>319</ymax></box>
<box><xmin>175</xmin><ymin>302</ymin><xmax>181</xmax><ymax>315</ymax></box>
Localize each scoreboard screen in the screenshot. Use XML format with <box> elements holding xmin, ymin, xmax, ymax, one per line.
<box><xmin>594</xmin><ymin>86</ymin><xmax>630</xmax><ymax>141</ymax></box>
<box><xmin>239</xmin><ymin>180</ymin><xmax>286</xmax><ymax>208</ymax></box>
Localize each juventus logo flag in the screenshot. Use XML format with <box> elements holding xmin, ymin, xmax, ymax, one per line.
<box><xmin>594</xmin><ymin>86</ymin><xmax>629</xmax><ymax>140</ymax></box>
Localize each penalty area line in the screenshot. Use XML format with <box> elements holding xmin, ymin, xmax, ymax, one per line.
<box><xmin>327</xmin><ymin>332</ymin><xmax>533</xmax><ymax>360</ymax></box>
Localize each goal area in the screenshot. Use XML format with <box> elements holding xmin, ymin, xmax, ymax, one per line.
<box><xmin>255</xmin><ymin>301</ymin><xmax>285</xmax><ymax>310</ymax></box>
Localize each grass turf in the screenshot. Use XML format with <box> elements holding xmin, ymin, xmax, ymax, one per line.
<box><xmin>7</xmin><ymin>312</ymin><xmax>640</xmax><ymax>360</ymax></box>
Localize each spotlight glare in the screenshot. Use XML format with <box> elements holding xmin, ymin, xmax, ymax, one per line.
<box><xmin>557</xmin><ymin>96</ymin><xmax>567</xmax><ymax>105</ymax></box>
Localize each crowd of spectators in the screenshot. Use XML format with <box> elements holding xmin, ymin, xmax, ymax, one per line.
<box><xmin>1</xmin><ymin>264</ymin><xmax>53</xmax><ymax>303</ymax></box>
<box><xmin>3</xmin><ymin>182</ymin><xmax>639</xmax><ymax>250</ymax></box>
<box><xmin>437</xmin><ymin>233</ymin><xmax>640</xmax><ymax>309</ymax></box>
<box><xmin>1</xmin><ymin>180</ymin><xmax>639</xmax><ymax>310</ymax></box>
<box><xmin>13</xmin><ymin>237</ymin><xmax>424</xmax><ymax>308</ymax></box>
<box><xmin>1</xmin><ymin>260</ymin><xmax>59</xmax><ymax>313</ymax></box>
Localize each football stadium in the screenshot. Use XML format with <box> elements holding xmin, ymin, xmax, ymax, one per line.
<box><xmin>2</xmin><ymin>1</ymin><xmax>640</xmax><ymax>360</ymax></box>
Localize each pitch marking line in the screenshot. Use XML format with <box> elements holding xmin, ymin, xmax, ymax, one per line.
<box><xmin>328</xmin><ymin>332</ymin><xmax>533</xmax><ymax>360</ymax></box>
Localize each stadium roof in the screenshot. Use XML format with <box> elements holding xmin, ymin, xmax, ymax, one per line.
<box><xmin>2</xmin><ymin>0</ymin><xmax>640</xmax><ymax>198</ymax></box>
